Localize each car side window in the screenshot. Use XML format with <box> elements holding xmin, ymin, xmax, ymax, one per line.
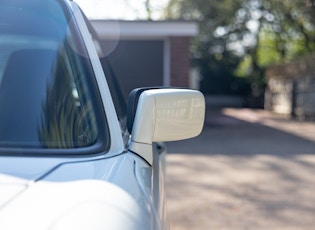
<box><xmin>0</xmin><ymin>1</ymin><xmax>107</xmax><ymax>151</ymax></box>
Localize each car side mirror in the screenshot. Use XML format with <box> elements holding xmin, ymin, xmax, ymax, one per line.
<box><xmin>127</xmin><ymin>88</ymin><xmax>205</xmax><ymax>164</ymax></box>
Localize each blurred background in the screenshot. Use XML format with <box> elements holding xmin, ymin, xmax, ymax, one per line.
<box><xmin>77</xmin><ymin>1</ymin><xmax>315</xmax><ymax>229</ymax></box>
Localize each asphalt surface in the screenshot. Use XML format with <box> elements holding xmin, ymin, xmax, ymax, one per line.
<box><xmin>165</xmin><ymin>108</ymin><xmax>315</xmax><ymax>230</ymax></box>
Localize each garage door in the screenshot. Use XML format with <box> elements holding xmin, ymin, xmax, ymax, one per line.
<box><xmin>102</xmin><ymin>40</ymin><xmax>164</xmax><ymax>101</ymax></box>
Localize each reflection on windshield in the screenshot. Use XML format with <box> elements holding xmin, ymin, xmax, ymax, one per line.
<box><xmin>0</xmin><ymin>0</ymin><xmax>101</xmax><ymax>150</ymax></box>
<box><xmin>39</xmin><ymin>47</ymin><xmax>98</xmax><ymax>148</ymax></box>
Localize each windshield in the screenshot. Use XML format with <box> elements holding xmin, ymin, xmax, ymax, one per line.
<box><xmin>0</xmin><ymin>0</ymin><xmax>108</xmax><ymax>152</ymax></box>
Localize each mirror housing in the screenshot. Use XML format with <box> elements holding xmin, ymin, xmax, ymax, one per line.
<box><xmin>128</xmin><ymin>88</ymin><xmax>205</xmax><ymax>164</ymax></box>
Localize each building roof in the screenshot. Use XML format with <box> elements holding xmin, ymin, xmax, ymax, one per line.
<box><xmin>91</xmin><ymin>20</ymin><xmax>199</xmax><ymax>39</ymax></box>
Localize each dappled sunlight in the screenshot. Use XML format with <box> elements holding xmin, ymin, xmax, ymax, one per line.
<box><xmin>166</xmin><ymin>109</ymin><xmax>315</xmax><ymax>230</ymax></box>
<box><xmin>223</xmin><ymin>108</ymin><xmax>315</xmax><ymax>142</ymax></box>
<box><xmin>166</xmin><ymin>154</ymin><xmax>315</xmax><ymax>230</ymax></box>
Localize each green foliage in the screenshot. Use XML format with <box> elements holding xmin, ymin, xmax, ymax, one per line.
<box><xmin>164</xmin><ymin>0</ymin><xmax>315</xmax><ymax>104</ymax></box>
<box><xmin>256</xmin><ymin>32</ymin><xmax>282</xmax><ymax>67</ymax></box>
<box><xmin>236</xmin><ymin>55</ymin><xmax>252</xmax><ymax>77</ymax></box>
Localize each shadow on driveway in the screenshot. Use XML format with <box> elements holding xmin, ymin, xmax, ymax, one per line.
<box><xmin>165</xmin><ymin>108</ymin><xmax>315</xmax><ymax>230</ymax></box>
<box><xmin>167</xmin><ymin>108</ymin><xmax>315</xmax><ymax>155</ymax></box>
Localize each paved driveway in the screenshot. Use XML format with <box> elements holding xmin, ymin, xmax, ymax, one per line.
<box><xmin>165</xmin><ymin>108</ymin><xmax>315</xmax><ymax>230</ymax></box>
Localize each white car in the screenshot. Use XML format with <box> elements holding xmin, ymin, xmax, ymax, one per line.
<box><xmin>0</xmin><ymin>0</ymin><xmax>205</xmax><ymax>229</ymax></box>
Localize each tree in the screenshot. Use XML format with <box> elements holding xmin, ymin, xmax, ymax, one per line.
<box><xmin>163</xmin><ymin>0</ymin><xmax>315</xmax><ymax>105</ymax></box>
<box><xmin>144</xmin><ymin>0</ymin><xmax>152</xmax><ymax>20</ymax></box>
<box><xmin>164</xmin><ymin>0</ymin><xmax>252</xmax><ymax>96</ymax></box>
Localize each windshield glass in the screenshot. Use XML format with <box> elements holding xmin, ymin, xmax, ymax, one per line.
<box><xmin>0</xmin><ymin>0</ymin><xmax>108</xmax><ymax>151</ymax></box>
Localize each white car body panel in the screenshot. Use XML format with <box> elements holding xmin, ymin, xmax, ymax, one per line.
<box><xmin>0</xmin><ymin>180</ymin><xmax>148</xmax><ymax>230</ymax></box>
<box><xmin>0</xmin><ymin>152</ymin><xmax>157</xmax><ymax>229</ymax></box>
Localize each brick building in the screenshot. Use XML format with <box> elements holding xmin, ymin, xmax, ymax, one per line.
<box><xmin>91</xmin><ymin>20</ymin><xmax>199</xmax><ymax>100</ymax></box>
